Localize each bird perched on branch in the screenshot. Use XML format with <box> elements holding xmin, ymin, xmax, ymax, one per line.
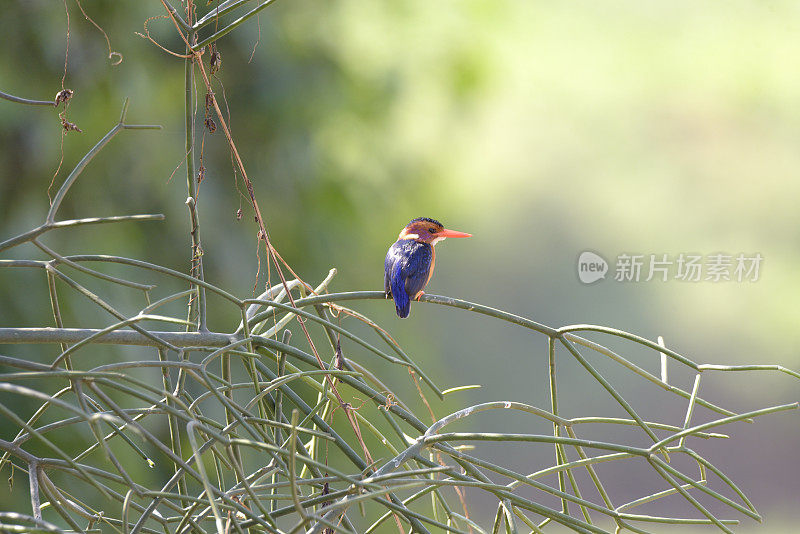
<box><xmin>384</xmin><ymin>217</ymin><xmax>472</xmax><ymax>318</ymax></box>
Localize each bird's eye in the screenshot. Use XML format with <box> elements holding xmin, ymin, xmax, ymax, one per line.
<box><xmin>428</xmin><ymin>228</ymin><xmax>437</xmax><ymax>234</ymax></box>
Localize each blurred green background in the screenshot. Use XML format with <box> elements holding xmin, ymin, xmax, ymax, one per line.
<box><xmin>1</xmin><ymin>0</ymin><xmax>798</xmax><ymax>531</ymax></box>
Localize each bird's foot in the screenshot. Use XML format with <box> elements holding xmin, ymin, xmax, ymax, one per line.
<box><xmin>414</xmin><ymin>291</ymin><xmax>425</xmax><ymax>301</ymax></box>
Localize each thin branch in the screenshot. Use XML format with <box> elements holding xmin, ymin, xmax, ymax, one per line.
<box><xmin>0</xmin><ymin>90</ymin><xmax>57</xmax><ymax>106</ymax></box>
<box><xmin>0</xmin><ymin>214</ymin><xmax>164</xmax><ymax>254</ymax></box>
<box><xmin>192</xmin><ymin>0</ymin><xmax>280</xmax><ymax>50</ymax></box>
<box><xmin>47</xmin><ymin>98</ymin><xmax>161</xmax><ymax>225</ymax></box>
<box><xmin>29</xmin><ymin>461</ymin><xmax>41</xmax><ymax>520</ymax></box>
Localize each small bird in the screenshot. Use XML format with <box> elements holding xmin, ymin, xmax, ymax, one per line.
<box><xmin>384</xmin><ymin>217</ymin><xmax>472</xmax><ymax>318</ymax></box>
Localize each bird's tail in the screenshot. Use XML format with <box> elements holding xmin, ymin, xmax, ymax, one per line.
<box><xmin>390</xmin><ymin>267</ymin><xmax>411</xmax><ymax>318</ymax></box>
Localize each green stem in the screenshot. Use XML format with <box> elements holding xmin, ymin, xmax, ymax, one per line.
<box><xmin>0</xmin><ymin>89</ymin><xmax>55</xmax><ymax>106</ymax></box>
<box><xmin>47</xmin><ymin>99</ymin><xmax>160</xmax><ymax>225</ymax></box>
<box><xmin>184</xmin><ymin>42</ymin><xmax>207</xmax><ymax>333</ymax></box>
<box><xmin>192</xmin><ymin>0</ymin><xmax>280</xmax><ymax>49</ymax></box>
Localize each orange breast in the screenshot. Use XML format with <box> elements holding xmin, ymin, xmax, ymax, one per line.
<box><xmin>425</xmin><ymin>246</ymin><xmax>436</xmax><ymax>287</ymax></box>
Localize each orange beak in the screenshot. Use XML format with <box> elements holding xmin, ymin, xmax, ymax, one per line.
<box><xmin>439</xmin><ymin>228</ymin><xmax>472</xmax><ymax>238</ymax></box>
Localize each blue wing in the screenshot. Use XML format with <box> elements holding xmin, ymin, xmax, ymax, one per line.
<box><xmin>401</xmin><ymin>243</ymin><xmax>433</xmax><ymax>300</ymax></box>
<box><xmin>384</xmin><ymin>240</ymin><xmax>432</xmax><ymax>318</ymax></box>
<box><xmin>384</xmin><ymin>242</ymin><xmax>400</xmax><ymax>296</ymax></box>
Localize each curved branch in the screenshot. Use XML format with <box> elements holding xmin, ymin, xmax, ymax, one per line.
<box><xmin>0</xmin><ymin>89</ymin><xmax>55</xmax><ymax>106</ymax></box>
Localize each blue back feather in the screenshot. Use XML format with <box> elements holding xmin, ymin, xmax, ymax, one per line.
<box><xmin>390</xmin><ymin>263</ymin><xmax>411</xmax><ymax>317</ymax></box>
<box><xmin>384</xmin><ymin>239</ymin><xmax>432</xmax><ymax>318</ymax></box>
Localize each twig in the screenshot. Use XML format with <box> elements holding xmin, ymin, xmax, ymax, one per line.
<box><xmin>29</xmin><ymin>461</ymin><xmax>41</xmax><ymax>520</ymax></box>
<box><xmin>0</xmin><ymin>90</ymin><xmax>57</xmax><ymax>106</ymax></box>
<box><xmin>47</xmin><ymin>98</ymin><xmax>161</xmax><ymax>225</ymax></box>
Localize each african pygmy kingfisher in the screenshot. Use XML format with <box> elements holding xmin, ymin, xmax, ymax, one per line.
<box><xmin>384</xmin><ymin>217</ymin><xmax>472</xmax><ymax>318</ymax></box>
